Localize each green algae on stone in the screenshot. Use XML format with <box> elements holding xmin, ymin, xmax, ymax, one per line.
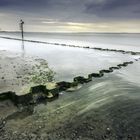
<box><xmin>24</xmin><ymin>59</ymin><xmax>56</xmax><ymax>86</ymax></box>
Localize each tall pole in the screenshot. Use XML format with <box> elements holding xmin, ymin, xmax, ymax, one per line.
<box><xmin>20</xmin><ymin>19</ymin><xmax>24</xmax><ymax>41</ymax></box>
<box><xmin>20</xmin><ymin>19</ymin><xmax>25</xmax><ymax>56</ymax></box>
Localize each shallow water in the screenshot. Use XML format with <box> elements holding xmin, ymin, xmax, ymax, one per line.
<box><xmin>5</xmin><ymin>63</ymin><xmax>139</xmax><ymax>139</ymax></box>
<box><xmin>0</xmin><ymin>32</ymin><xmax>139</xmax><ymax>92</ymax></box>
<box><xmin>1</xmin><ymin>32</ymin><xmax>140</xmax><ymax>51</ymax></box>
<box><xmin>30</xmin><ymin>62</ymin><xmax>140</xmax><ymax>139</ymax></box>
<box><xmin>0</xmin><ymin>33</ymin><xmax>139</xmax><ymax>81</ymax></box>
<box><xmin>0</xmin><ymin>32</ymin><xmax>140</xmax><ymax>139</ymax></box>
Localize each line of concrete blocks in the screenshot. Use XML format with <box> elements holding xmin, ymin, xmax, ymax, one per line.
<box><xmin>1</xmin><ymin>36</ymin><xmax>140</xmax><ymax>55</ymax></box>
<box><xmin>0</xmin><ymin>86</ymin><xmax>59</xmax><ymax>107</ymax></box>
<box><xmin>0</xmin><ymin>60</ymin><xmax>137</xmax><ymax>107</ymax></box>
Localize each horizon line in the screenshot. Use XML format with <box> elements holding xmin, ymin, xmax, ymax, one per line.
<box><xmin>0</xmin><ymin>31</ymin><xmax>140</xmax><ymax>34</ymax></box>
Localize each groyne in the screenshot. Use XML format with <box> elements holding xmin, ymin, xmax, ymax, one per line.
<box><xmin>0</xmin><ymin>36</ymin><xmax>140</xmax><ymax>55</ymax></box>
<box><xmin>0</xmin><ymin>59</ymin><xmax>139</xmax><ymax>106</ymax></box>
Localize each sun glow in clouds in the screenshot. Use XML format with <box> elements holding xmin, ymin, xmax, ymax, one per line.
<box><xmin>37</xmin><ymin>20</ymin><xmax>140</xmax><ymax>33</ymax></box>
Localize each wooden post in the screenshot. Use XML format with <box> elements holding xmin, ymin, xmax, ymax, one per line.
<box><xmin>20</xmin><ymin>19</ymin><xmax>25</xmax><ymax>56</ymax></box>
<box><xmin>20</xmin><ymin>19</ymin><xmax>24</xmax><ymax>41</ymax></box>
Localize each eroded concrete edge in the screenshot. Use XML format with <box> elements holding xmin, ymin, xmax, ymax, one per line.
<box><xmin>0</xmin><ymin>59</ymin><xmax>139</xmax><ymax>106</ymax></box>
<box><xmin>0</xmin><ymin>59</ymin><xmax>139</xmax><ymax>130</ymax></box>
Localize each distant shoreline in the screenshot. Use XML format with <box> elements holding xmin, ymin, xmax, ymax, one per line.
<box><xmin>0</xmin><ymin>31</ymin><xmax>140</xmax><ymax>34</ymax></box>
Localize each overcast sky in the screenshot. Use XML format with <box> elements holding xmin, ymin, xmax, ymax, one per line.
<box><xmin>0</xmin><ymin>0</ymin><xmax>140</xmax><ymax>32</ymax></box>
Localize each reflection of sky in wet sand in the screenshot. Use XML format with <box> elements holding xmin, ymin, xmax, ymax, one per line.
<box><xmin>1</xmin><ymin>32</ymin><xmax>140</xmax><ymax>51</ymax></box>
<box><xmin>0</xmin><ymin>38</ymin><xmax>137</xmax><ymax>82</ymax></box>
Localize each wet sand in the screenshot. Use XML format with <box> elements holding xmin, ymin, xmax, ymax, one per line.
<box><xmin>0</xmin><ymin>50</ymin><xmax>55</xmax><ymax>95</ymax></box>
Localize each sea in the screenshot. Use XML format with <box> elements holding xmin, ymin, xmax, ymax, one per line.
<box><xmin>0</xmin><ymin>32</ymin><xmax>140</xmax><ymax>81</ymax></box>
<box><xmin>0</xmin><ymin>32</ymin><xmax>140</xmax><ymax>137</ymax></box>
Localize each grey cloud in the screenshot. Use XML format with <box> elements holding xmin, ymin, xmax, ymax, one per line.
<box><xmin>0</xmin><ymin>0</ymin><xmax>140</xmax><ymax>27</ymax></box>
<box><xmin>0</xmin><ymin>0</ymin><xmax>49</xmax><ymax>7</ymax></box>
<box><xmin>85</xmin><ymin>0</ymin><xmax>140</xmax><ymax>18</ymax></box>
<box><xmin>0</xmin><ymin>0</ymin><xmax>77</xmax><ymax>9</ymax></box>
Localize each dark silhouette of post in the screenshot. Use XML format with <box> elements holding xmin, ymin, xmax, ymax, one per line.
<box><xmin>20</xmin><ymin>19</ymin><xmax>24</xmax><ymax>41</ymax></box>
<box><xmin>20</xmin><ymin>19</ymin><xmax>25</xmax><ymax>56</ymax></box>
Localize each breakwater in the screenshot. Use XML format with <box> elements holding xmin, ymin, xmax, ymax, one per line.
<box><xmin>0</xmin><ymin>36</ymin><xmax>140</xmax><ymax>55</ymax></box>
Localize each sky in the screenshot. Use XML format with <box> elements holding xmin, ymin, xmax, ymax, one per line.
<box><xmin>0</xmin><ymin>0</ymin><xmax>140</xmax><ymax>33</ymax></box>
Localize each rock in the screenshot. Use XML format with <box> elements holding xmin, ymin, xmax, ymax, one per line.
<box><xmin>99</xmin><ymin>69</ymin><xmax>112</xmax><ymax>74</ymax></box>
<box><xmin>17</xmin><ymin>76</ymin><xmax>22</xmax><ymax>79</ymax></box>
<box><xmin>0</xmin><ymin>83</ymin><xmax>60</xmax><ymax>107</ymax></box>
<box><xmin>0</xmin><ymin>119</ymin><xmax>6</xmax><ymax>130</ymax></box>
<box><xmin>107</xmin><ymin>127</ymin><xmax>110</xmax><ymax>131</ymax></box>
<box><xmin>57</xmin><ymin>81</ymin><xmax>72</xmax><ymax>91</ymax></box>
<box><xmin>131</xmin><ymin>52</ymin><xmax>136</xmax><ymax>55</ymax></box>
<box><xmin>106</xmin><ymin>127</ymin><xmax>111</xmax><ymax>135</ymax></box>
<box><xmin>30</xmin><ymin>85</ymin><xmax>47</xmax><ymax>94</ymax></box>
<box><xmin>47</xmin><ymin>88</ymin><xmax>59</xmax><ymax>101</ymax></box>
<box><xmin>73</xmin><ymin>76</ymin><xmax>88</xmax><ymax>84</ymax></box>
<box><xmin>88</xmin><ymin>73</ymin><xmax>103</xmax><ymax>78</ymax></box>
<box><xmin>109</xmin><ymin>67</ymin><xmax>119</xmax><ymax>70</ymax></box>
